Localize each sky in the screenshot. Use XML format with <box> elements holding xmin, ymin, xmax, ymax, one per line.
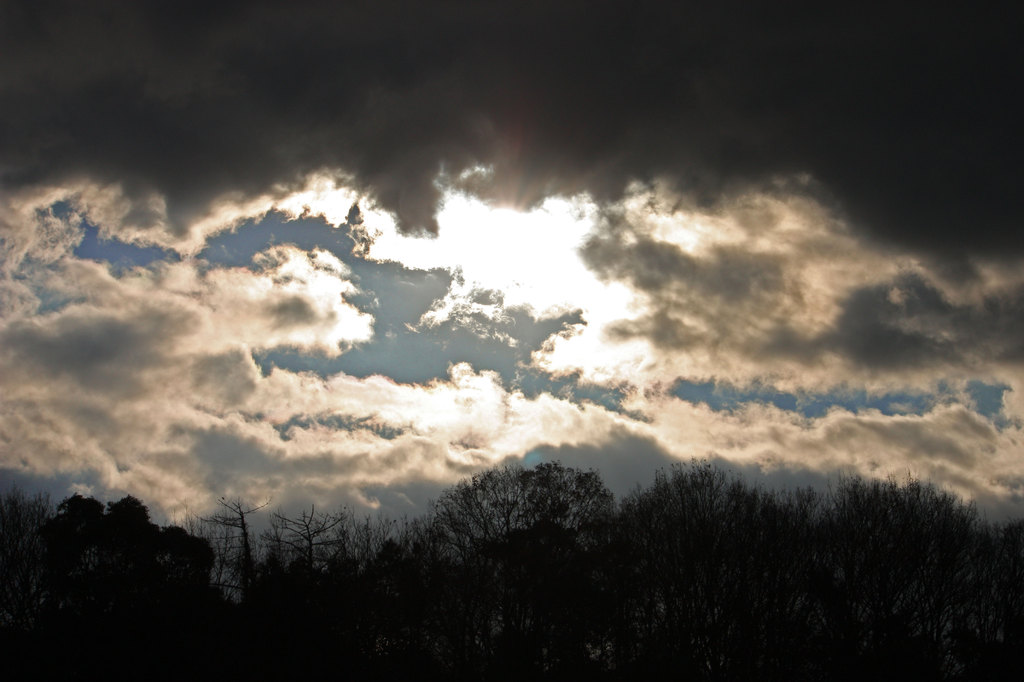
<box><xmin>2</xmin><ymin>1</ymin><xmax>1024</xmax><ymax>519</ymax></box>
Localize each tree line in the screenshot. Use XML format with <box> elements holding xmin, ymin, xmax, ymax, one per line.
<box><xmin>2</xmin><ymin>460</ymin><xmax>1024</xmax><ymax>680</ymax></box>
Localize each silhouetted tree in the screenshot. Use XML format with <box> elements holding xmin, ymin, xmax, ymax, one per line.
<box><xmin>26</xmin><ymin>493</ymin><xmax>217</xmax><ymax>678</ymax></box>
<box><xmin>617</xmin><ymin>461</ymin><xmax>821</xmax><ymax>680</ymax></box>
<box><xmin>263</xmin><ymin>504</ymin><xmax>345</xmax><ymax>578</ymax></box>
<box><xmin>812</xmin><ymin>475</ymin><xmax>981</xmax><ymax>680</ymax></box>
<box><xmin>204</xmin><ymin>496</ymin><xmax>268</xmax><ymax>601</ymax></box>
<box><xmin>40</xmin><ymin>495</ymin><xmax>214</xmax><ymax>617</ymax></box>
<box><xmin>0</xmin><ymin>487</ymin><xmax>52</xmax><ymax>630</ymax></box>
<box><xmin>8</xmin><ymin>461</ymin><xmax>1024</xmax><ymax>681</ymax></box>
<box><xmin>430</xmin><ymin>461</ymin><xmax>615</xmax><ymax>679</ymax></box>
<box><xmin>951</xmin><ymin>518</ymin><xmax>1024</xmax><ymax>680</ymax></box>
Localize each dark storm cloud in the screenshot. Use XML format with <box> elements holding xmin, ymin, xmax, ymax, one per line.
<box><xmin>583</xmin><ymin>206</ymin><xmax>1024</xmax><ymax>373</ymax></box>
<box><xmin>828</xmin><ymin>275</ymin><xmax>956</xmax><ymax>368</ymax></box>
<box><xmin>826</xmin><ymin>273</ymin><xmax>1024</xmax><ymax>370</ymax></box>
<box><xmin>582</xmin><ymin>226</ymin><xmax>788</xmax><ymax>305</ymax></box>
<box><xmin>764</xmin><ymin>272</ymin><xmax>1024</xmax><ymax>373</ymax></box>
<box><xmin>581</xmin><ymin>221</ymin><xmax>796</xmax><ymax>353</ymax></box>
<box><xmin>2</xmin><ymin>1</ymin><xmax>1020</xmax><ymax>258</ymax></box>
<box><xmin>703</xmin><ymin>455</ymin><xmax>834</xmax><ymax>502</ymax></box>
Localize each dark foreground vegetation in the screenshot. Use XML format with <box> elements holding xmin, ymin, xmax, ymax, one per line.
<box><xmin>3</xmin><ymin>461</ymin><xmax>1024</xmax><ymax>680</ymax></box>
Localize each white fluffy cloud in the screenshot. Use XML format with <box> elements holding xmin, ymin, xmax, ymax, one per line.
<box><xmin>630</xmin><ymin>391</ymin><xmax>1024</xmax><ymax>511</ymax></box>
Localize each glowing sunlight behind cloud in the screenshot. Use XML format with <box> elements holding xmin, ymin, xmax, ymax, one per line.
<box><xmin>365</xmin><ymin>190</ymin><xmax>615</xmax><ymax>318</ymax></box>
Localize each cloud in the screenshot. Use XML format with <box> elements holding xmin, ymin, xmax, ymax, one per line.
<box><xmin>6</xmin><ymin>210</ymin><xmax>1024</xmax><ymax>518</ymax></box>
<box><xmin>0</xmin><ymin>216</ymin><xmax>636</xmax><ymax>513</ymax></box>
<box><xmin>532</xmin><ymin>185</ymin><xmax>1024</xmax><ymax>393</ymax></box>
<box><xmin>191</xmin><ymin>349</ymin><xmax>261</xmax><ymax>408</ymax></box>
<box><xmin>540</xmin><ymin>186</ymin><xmax>891</xmax><ymax>387</ymax></box>
<box><xmin>3</xmin><ymin>3</ymin><xmax>1024</xmax><ymax>520</ymax></box>
<box><xmin>1</xmin><ymin>306</ymin><xmax>189</xmax><ymax>397</ymax></box>
<box><xmin>1</xmin><ymin>343</ymin><xmax>637</xmax><ymax>515</ymax></box>
<box><xmin>823</xmin><ymin>273</ymin><xmax>1024</xmax><ymax>378</ymax></box>
<box><xmin>2</xmin><ymin>1</ymin><xmax>1019</xmax><ymax>261</ymax></box>
<box><xmin>629</xmin><ymin>391</ymin><xmax>1024</xmax><ymax>516</ymax></box>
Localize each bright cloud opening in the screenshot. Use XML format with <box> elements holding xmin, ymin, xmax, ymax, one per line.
<box><xmin>362</xmin><ymin>190</ymin><xmax>611</xmax><ymax>316</ymax></box>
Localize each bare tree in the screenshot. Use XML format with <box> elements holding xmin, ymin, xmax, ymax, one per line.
<box><xmin>0</xmin><ymin>486</ymin><xmax>52</xmax><ymax>629</ymax></box>
<box><xmin>429</xmin><ymin>461</ymin><xmax>615</xmax><ymax>677</ymax></box>
<box><xmin>263</xmin><ymin>505</ymin><xmax>346</xmax><ymax>578</ymax></box>
<box><xmin>204</xmin><ymin>497</ymin><xmax>269</xmax><ymax>601</ymax></box>
<box><xmin>617</xmin><ymin>460</ymin><xmax>822</xmax><ymax>679</ymax></box>
<box><xmin>346</xmin><ymin>512</ymin><xmax>401</xmax><ymax>574</ymax></box>
<box><xmin>816</xmin><ymin>474</ymin><xmax>981</xmax><ymax>679</ymax></box>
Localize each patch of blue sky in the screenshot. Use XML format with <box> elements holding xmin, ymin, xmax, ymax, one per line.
<box><xmin>47</xmin><ymin>200</ymin><xmax>76</xmax><ymax>221</ymax></box>
<box><xmin>252</xmin><ymin>327</ymin><xmax>631</xmax><ymax>415</ymax></box>
<box><xmin>250</xmin><ymin>314</ymin><xmax>521</xmax><ymax>383</ymax></box>
<box><xmin>522</xmin><ymin>450</ymin><xmax>545</xmax><ymax>467</ymax></box>
<box><xmin>25</xmin><ymin>203</ymin><xmax>170</xmax><ymax>311</ymax></box>
<box><xmin>673</xmin><ymin>379</ymin><xmax>805</xmax><ymax>414</ymax></box>
<box><xmin>966</xmin><ymin>380</ymin><xmax>1008</xmax><ymax>418</ymax></box>
<box><xmin>198</xmin><ymin>211</ymin><xmax>357</xmax><ymax>269</ymax></box>
<box><xmin>204</xmin><ymin>212</ymin><xmax>648</xmax><ymax>417</ymax></box>
<box><xmin>73</xmin><ymin>222</ymin><xmax>178</xmax><ymax>270</ymax></box>
<box><xmin>517</xmin><ymin>370</ymin><xmax>631</xmax><ymax>413</ymax></box>
<box><xmin>671</xmin><ymin>378</ymin><xmax>1009</xmax><ymax>423</ymax></box>
<box><xmin>199</xmin><ymin>211</ymin><xmax>455</xmax><ymax>322</ymax></box>
<box><xmin>254</xmin><ymin>329</ymin><xmax>632</xmax><ymax>416</ymax></box>
<box><xmin>30</xmin><ymin>287</ymin><xmax>78</xmax><ymax>314</ymax></box>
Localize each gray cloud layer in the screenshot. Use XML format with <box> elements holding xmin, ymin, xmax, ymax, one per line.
<box><xmin>3</xmin><ymin>1</ymin><xmax>1020</xmax><ymax>260</ymax></box>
